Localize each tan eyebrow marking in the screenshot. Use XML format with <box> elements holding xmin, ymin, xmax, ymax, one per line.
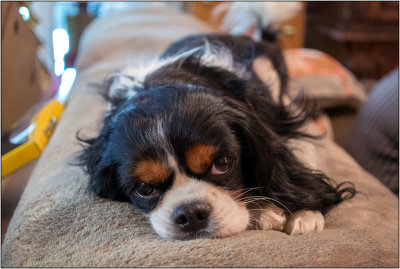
<box><xmin>185</xmin><ymin>144</ymin><xmax>216</xmax><ymax>174</ymax></box>
<box><xmin>133</xmin><ymin>159</ymin><xmax>169</xmax><ymax>184</ymax></box>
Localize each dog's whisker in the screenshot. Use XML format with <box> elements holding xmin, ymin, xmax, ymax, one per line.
<box><xmin>231</xmin><ymin>187</ymin><xmax>267</xmax><ymax>200</ymax></box>
<box><xmin>240</xmin><ymin>196</ymin><xmax>294</xmax><ymax>216</ymax></box>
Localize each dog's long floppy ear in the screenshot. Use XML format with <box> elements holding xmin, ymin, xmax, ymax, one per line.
<box><xmin>228</xmin><ymin>102</ymin><xmax>355</xmax><ymax>214</ymax></box>
<box><xmin>76</xmin><ymin>122</ymin><xmax>128</xmax><ymax>202</ymax></box>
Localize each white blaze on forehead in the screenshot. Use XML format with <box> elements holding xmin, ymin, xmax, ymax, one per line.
<box><xmin>156</xmin><ymin>120</ymin><xmax>165</xmax><ymax>140</ymax></box>
<box><xmin>140</xmin><ymin>119</ymin><xmax>169</xmax><ymax>149</ymax></box>
<box><xmin>166</xmin><ymin>154</ymin><xmax>190</xmax><ymax>188</ymax></box>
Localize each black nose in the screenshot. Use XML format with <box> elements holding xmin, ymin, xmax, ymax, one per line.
<box><xmin>173</xmin><ymin>201</ymin><xmax>212</xmax><ymax>232</ymax></box>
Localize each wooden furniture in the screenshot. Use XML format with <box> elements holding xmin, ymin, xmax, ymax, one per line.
<box><xmin>2</xmin><ymin>2</ymin><xmax>41</xmax><ymax>132</ymax></box>
<box><xmin>305</xmin><ymin>2</ymin><xmax>399</xmax><ymax>79</ymax></box>
<box><xmin>1</xmin><ymin>2</ymin><xmax>50</xmax><ymax>132</ymax></box>
<box><xmin>186</xmin><ymin>2</ymin><xmax>306</xmax><ymax>50</ymax></box>
<box><xmin>65</xmin><ymin>2</ymin><xmax>94</xmax><ymax>68</ymax></box>
<box><xmin>279</xmin><ymin>3</ymin><xmax>306</xmax><ymax>49</ymax></box>
<box><xmin>1</xmin><ymin>2</ymin><xmax>51</xmax><ymax>244</ymax></box>
<box><xmin>186</xmin><ymin>2</ymin><xmax>222</xmax><ymax>27</ymax></box>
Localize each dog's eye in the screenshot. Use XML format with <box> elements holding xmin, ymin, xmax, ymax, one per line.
<box><xmin>134</xmin><ymin>182</ymin><xmax>157</xmax><ymax>197</ymax></box>
<box><xmin>210</xmin><ymin>157</ymin><xmax>232</xmax><ymax>175</ymax></box>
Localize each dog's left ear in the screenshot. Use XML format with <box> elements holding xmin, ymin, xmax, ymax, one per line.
<box><xmin>229</xmin><ymin>104</ymin><xmax>355</xmax><ymax>214</ymax></box>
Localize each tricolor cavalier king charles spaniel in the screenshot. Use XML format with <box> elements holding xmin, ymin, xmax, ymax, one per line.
<box><xmin>77</xmin><ymin>27</ymin><xmax>355</xmax><ymax>239</ymax></box>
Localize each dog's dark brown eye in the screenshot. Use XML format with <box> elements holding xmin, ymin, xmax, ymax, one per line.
<box><xmin>210</xmin><ymin>156</ymin><xmax>232</xmax><ymax>175</ymax></box>
<box><xmin>134</xmin><ymin>182</ymin><xmax>157</xmax><ymax>197</ymax></box>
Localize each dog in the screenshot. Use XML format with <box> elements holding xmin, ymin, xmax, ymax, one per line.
<box><xmin>77</xmin><ymin>3</ymin><xmax>355</xmax><ymax>240</ymax></box>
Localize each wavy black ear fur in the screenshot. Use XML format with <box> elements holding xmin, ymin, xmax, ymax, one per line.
<box><xmin>76</xmin><ymin>114</ymin><xmax>128</xmax><ymax>202</ymax></box>
<box><xmin>228</xmin><ymin>94</ymin><xmax>355</xmax><ymax>214</ymax></box>
<box><xmin>161</xmin><ymin>37</ymin><xmax>356</xmax><ymax>214</ymax></box>
<box><xmin>76</xmin><ymin>75</ymin><xmax>134</xmax><ymax>202</ymax></box>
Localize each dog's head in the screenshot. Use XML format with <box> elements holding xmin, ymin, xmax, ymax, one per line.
<box><xmin>79</xmin><ymin>81</ymin><xmax>257</xmax><ymax>239</ymax></box>
<box><xmin>78</xmin><ymin>38</ymin><xmax>354</xmax><ymax>239</ymax></box>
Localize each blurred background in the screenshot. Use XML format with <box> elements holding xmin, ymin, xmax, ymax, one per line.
<box><xmin>2</xmin><ymin>1</ymin><xmax>398</xmax><ymax>139</ymax></box>
<box><xmin>1</xmin><ymin>1</ymin><xmax>399</xmax><ymax>242</ymax></box>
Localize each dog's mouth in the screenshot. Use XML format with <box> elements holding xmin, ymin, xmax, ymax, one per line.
<box><xmin>165</xmin><ymin>224</ymin><xmax>217</xmax><ymax>240</ymax></box>
<box><xmin>148</xmin><ymin>180</ymin><xmax>250</xmax><ymax>240</ymax></box>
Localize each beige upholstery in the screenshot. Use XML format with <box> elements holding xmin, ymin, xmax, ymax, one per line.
<box><xmin>2</xmin><ymin>8</ymin><xmax>398</xmax><ymax>267</ymax></box>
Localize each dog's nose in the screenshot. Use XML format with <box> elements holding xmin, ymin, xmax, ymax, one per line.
<box><xmin>173</xmin><ymin>201</ymin><xmax>211</xmax><ymax>232</ymax></box>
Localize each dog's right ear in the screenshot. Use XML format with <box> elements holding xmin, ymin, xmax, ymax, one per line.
<box><xmin>76</xmin><ymin>125</ymin><xmax>128</xmax><ymax>202</ymax></box>
<box><xmin>89</xmin><ymin>159</ymin><xmax>128</xmax><ymax>202</ymax></box>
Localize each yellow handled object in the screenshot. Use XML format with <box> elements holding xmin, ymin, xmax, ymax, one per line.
<box><xmin>1</xmin><ymin>68</ymin><xmax>76</xmax><ymax>177</ymax></box>
<box><xmin>1</xmin><ymin>99</ymin><xmax>64</xmax><ymax>177</ymax></box>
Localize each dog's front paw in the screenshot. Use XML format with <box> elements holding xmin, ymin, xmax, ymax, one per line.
<box><xmin>284</xmin><ymin>210</ymin><xmax>324</xmax><ymax>235</ymax></box>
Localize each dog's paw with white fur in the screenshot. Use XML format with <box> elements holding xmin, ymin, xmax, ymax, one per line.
<box><xmin>284</xmin><ymin>210</ymin><xmax>325</xmax><ymax>235</ymax></box>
